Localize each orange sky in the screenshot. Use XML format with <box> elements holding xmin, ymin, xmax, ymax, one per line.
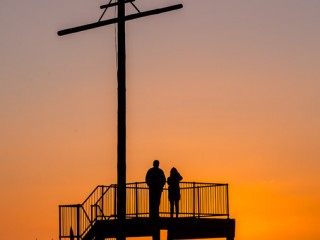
<box><xmin>1</xmin><ymin>0</ymin><xmax>320</xmax><ymax>239</ymax></box>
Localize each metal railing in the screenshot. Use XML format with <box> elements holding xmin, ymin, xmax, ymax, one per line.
<box><xmin>59</xmin><ymin>182</ymin><xmax>229</xmax><ymax>240</ymax></box>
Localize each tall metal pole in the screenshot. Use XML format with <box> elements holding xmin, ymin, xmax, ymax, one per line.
<box><xmin>117</xmin><ymin>0</ymin><xmax>126</xmax><ymax>238</ymax></box>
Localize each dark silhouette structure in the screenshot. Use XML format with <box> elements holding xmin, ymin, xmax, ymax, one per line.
<box><xmin>59</xmin><ymin>182</ymin><xmax>235</xmax><ymax>240</ymax></box>
<box><xmin>167</xmin><ymin>167</ymin><xmax>183</xmax><ymax>218</ymax></box>
<box><xmin>57</xmin><ymin>1</ymin><xmax>236</xmax><ymax>240</ymax></box>
<box><xmin>58</xmin><ymin>4</ymin><xmax>183</xmax><ymax>240</ymax></box>
<box><xmin>146</xmin><ymin>160</ymin><xmax>166</xmax><ymax>219</ymax></box>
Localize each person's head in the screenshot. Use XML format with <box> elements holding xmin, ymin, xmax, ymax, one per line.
<box><xmin>170</xmin><ymin>167</ymin><xmax>177</xmax><ymax>174</ymax></box>
<box><xmin>153</xmin><ymin>160</ymin><xmax>159</xmax><ymax>168</ymax></box>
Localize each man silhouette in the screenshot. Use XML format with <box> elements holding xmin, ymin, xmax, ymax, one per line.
<box><xmin>146</xmin><ymin>160</ymin><xmax>166</xmax><ymax>219</ymax></box>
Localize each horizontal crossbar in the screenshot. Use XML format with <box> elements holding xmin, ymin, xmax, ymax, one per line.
<box><xmin>57</xmin><ymin>4</ymin><xmax>183</xmax><ymax>36</ymax></box>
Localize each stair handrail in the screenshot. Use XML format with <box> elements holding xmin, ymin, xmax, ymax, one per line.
<box><xmin>81</xmin><ymin>185</ymin><xmax>108</xmax><ymax>205</ymax></box>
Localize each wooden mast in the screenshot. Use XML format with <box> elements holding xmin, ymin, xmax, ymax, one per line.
<box><xmin>117</xmin><ymin>1</ymin><xmax>126</xmax><ymax>239</ymax></box>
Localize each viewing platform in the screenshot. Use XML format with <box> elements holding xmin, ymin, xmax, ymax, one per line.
<box><xmin>59</xmin><ymin>182</ymin><xmax>235</xmax><ymax>240</ymax></box>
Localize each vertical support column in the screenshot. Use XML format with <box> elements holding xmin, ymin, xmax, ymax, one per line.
<box><xmin>117</xmin><ymin>0</ymin><xmax>126</xmax><ymax>239</ymax></box>
<box><xmin>152</xmin><ymin>224</ymin><xmax>160</xmax><ymax>240</ymax></box>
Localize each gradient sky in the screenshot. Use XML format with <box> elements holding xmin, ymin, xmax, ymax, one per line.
<box><xmin>1</xmin><ymin>0</ymin><xmax>320</xmax><ymax>239</ymax></box>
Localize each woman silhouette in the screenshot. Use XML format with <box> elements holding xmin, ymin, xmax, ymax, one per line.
<box><xmin>167</xmin><ymin>167</ymin><xmax>183</xmax><ymax>218</ymax></box>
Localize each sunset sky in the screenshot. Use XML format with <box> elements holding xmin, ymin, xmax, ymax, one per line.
<box><xmin>1</xmin><ymin>0</ymin><xmax>320</xmax><ymax>239</ymax></box>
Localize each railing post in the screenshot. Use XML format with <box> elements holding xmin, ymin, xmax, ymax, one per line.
<box><xmin>93</xmin><ymin>204</ymin><xmax>98</xmax><ymax>220</ymax></box>
<box><xmin>101</xmin><ymin>186</ymin><xmax>104</xmax><ymax>218</ymax></box>
<box><xmin>59</xmin><ymin>206</ymin><xmax>61</xmax><ymax>240</ymax></box>
<box><xmin>135</xmin><ymin>182</ymin><xmax>138</xmax><ymax>217</ymax></box>
<box><xmin>91</xmin><ymin>205</ymin><xmax>93</xmax><ymax>221</ymax></box>
<box><xmin>77</xmin><ymin>204</ymin><xmax>80</xmax><ymax>240</ymax></box>
<box><xmin>193</xmin><ymin>182</ymin><xmax>195</xmax><ymax>217</ymax></box>
<box><xmin>226</xmin><ymin>184</ymin><xmax>230</xmax><ymax>218</ymax></box>
<box><xmin>197</xmin><ymin>186</ymin><xmax>200</xmax><ymax>218</ymax></box>
<box><xmin>114</xmin><ymin>185</ymin><xmax>117</xmax><ymax>218</ymax></box>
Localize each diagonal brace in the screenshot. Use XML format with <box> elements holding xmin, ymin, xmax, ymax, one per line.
<box><xmin>100</xmin><ymin>0</ymin><xmax>135</xmax><ymax>9</ymax></box>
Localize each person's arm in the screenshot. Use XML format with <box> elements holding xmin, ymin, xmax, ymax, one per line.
<box><xmin>146</xmin><ymin>170</ymin><xmax>150</xmax><ymax>186</ymax></box>
<box><xmin>167</xmin><ymin>177</ymin><xmax>171</xmax><ymax>185</ymax></box>
<box><xmin>161</xmin><ymin>170</ymin><xmax>166</xmax><ymax>186</ymax></box>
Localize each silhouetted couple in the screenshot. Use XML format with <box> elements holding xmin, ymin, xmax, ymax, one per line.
<box><xmin>145</xmin><ymin>160</ymin><xmax>183</xmax><ymax>219</ymax></box>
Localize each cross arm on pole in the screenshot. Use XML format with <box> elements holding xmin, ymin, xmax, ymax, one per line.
<box><xmin>57</xmin><ymin>4</ymin><xmax>183</xmax><ymax>36</ymax></box>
